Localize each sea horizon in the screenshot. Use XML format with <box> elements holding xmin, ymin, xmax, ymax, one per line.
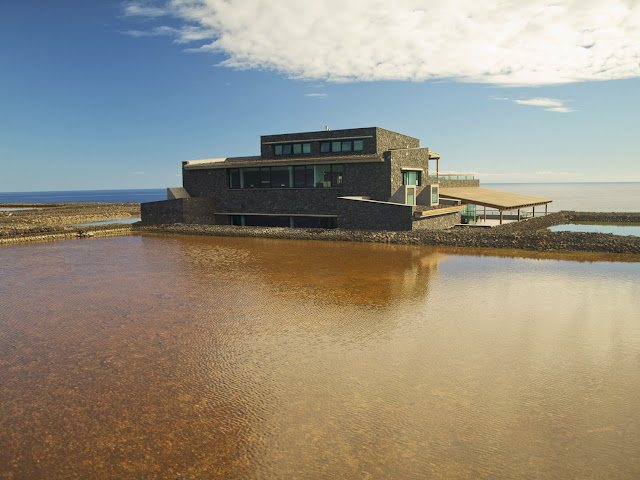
<box><xmin>1</xmin><ymin>180</ymin><xmax>639</xmax><ymax>195</ymax></box>
<box><xmin>1</xmin><ymin>182</ymin><xmax>639</xmax><ymax>212</ymax></box>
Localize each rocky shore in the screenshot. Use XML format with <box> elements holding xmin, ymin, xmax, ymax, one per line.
<box><xmin>136</xmin><ymin>211</ymin><xmax>640</xmax><ymax>257</ymax></box>
<box><xmin>0</xmin><ymin>203</ymin><xmax>139</xmax><ymax>245</ymax></box>
<box><xmin>2</xmin><ymin>203</ymin><xmax>639</xmax><ymax>258</ymax></box>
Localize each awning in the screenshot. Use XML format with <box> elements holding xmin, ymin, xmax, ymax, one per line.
<box><xmin>439</xmin><ymin>187</ymin><xmax>552</xmax><ymax>211</ymax></box>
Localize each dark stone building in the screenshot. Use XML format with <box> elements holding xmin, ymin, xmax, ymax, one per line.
<box><xmin>142</xmin><ymin>127</ymin><xmax>465</xmax><ymax>230</ymax></box>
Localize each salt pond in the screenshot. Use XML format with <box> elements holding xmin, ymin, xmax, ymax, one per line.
<box><xmin>549</xmin><ymin>223</ymin><xmax>640</xmax><ymax>236</ymax></box>
<box><xmin>1</xmin><ymin>234</ymin><xmax>639</xmax><ymax>478</ymax></box>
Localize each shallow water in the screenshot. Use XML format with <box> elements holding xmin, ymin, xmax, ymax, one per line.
<box><xmin>70</xmin><ymin>217</ymin><xmax>141</xmax><ymax>226</ymax></box>
<box><xmin>1</xmin><ymin>235</ymin><xmax>639</xmax><ymax>478</ymax></box>
<box><xmin>549</xmin><ymin>223</ymin><xmax>640</xmax><ymax>236</ymax></box>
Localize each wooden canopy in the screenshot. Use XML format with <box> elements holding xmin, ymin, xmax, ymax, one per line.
<box><xmin>439</xmin><ymin>187</ymin><xmax>552</xmax><ymax>211</ymax></box>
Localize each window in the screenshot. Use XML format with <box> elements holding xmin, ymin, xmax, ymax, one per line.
<box><xmin>243</xmin><ymin>168</ymin><xmax>260</xmax><ymax>188</ymax></box>
<box><xmin>431</xmin><ymin>185</ymin><xmax>439</xmax><ymax>205</ymax></box>
<box><xmin>229</xmin><ymin>164</ymin><xmax>343</xmax><ymax>189</ymax></box>
<box><xmin>273</xmin><ymin>142</ymin><xmax>311</xmax><ymax>155</ymax></box>
<box><xmin>318</xmin><ymin>139</ymin><xmax>365</xmax><ymax>153</ymax></box>
<box><xmin>260</xmin><ymin>167</ymin><xmax>271</xmax><ymax>188</ymax></box>
<box><xmin>270</xmin><ymin>166</ymin><xmax>290</xmax><ymax>188</ymax></box>
<box><xmin>402</xmin><ymin>170</ymin><xmax>421</xmax><ymax>186</ymax></box>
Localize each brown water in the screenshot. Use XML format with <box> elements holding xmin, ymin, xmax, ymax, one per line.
<box><xmin>1</xmin><ymin>235</ymin><xmax>639</xmax><ymax>479</ymax></box>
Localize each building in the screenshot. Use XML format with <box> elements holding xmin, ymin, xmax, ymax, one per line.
<box><xmin>141</xmin><ymin>127</ymin><xmax>551</xmax><ymax>230</ymax></box>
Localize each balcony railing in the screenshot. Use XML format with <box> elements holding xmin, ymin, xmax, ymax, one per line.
<box><xmin>428</xmin><ymin>173</ymin><xmax>475</xmax><ymax>180</ymax></box>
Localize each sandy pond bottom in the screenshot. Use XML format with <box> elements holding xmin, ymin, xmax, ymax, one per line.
<box><xmin>1</xmin><ymin>235</ymin><xmax>639</xmax><ymax>479</ymax></box>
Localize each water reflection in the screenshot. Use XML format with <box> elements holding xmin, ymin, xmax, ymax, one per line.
<box><xmin>0</xmin><ymin>235</ymin><xmax>639</xmax><ymax>479</ymax></box>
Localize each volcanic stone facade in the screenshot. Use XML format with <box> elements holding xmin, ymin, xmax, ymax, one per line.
<box><xmin>142</xmin><ymin>127</ymin><xmax>460</xmax><ymax>231</ymax></box>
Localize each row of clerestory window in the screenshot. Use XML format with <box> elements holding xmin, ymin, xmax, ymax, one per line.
<box><xmin>229</xmin><ymin>164</ymin><xmax>344</xmax><ymax>189</ymax></box>
<box><xmin>273</xmin><ymin>139</ymin><xmax>364</xmax><ymax>156</ymax></box>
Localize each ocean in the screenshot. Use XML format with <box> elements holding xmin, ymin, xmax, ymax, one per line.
<box><xmin>0</xmin><ymin>183</ymin><xmax>638</xmax><ymax>212</ymax></box>
<box><xmin>0</xmin><ymin>188</ymin><xmax>166</xmax><ymax>204</ymax></box>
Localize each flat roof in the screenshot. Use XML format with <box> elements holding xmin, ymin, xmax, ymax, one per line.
<box><xmin>184</xmin><ymin>154</ymin><xmax>384</xmax><ymax>170</ymax></box>
<box><xmin>439</xmin><ymin>187</ymin><xmax>552</xmax><ymax>210</ymax></box>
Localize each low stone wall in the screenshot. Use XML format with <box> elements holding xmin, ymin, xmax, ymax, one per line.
<box><xmin>337</xmin><ymin>197</ymin><xmax>414</xmax><ymax>230</ymax></box>
<box><xmin>412</xmin><ymin>212</ymin><xmax>461</xmax><ymax>230</ymax></box>
<box><xmin>0</xmin><ymin>225</ymin><xmax>134</xmax><ymax>245</ymax></box>
<box><xmin>141</xmin><ymin>198</ymin><xmax>217</xmax><ymax>224</ymax></box>
<box><xmin>134</xmin><ymin>217</ymin><xmax>640</xmax><ymax>256</ymax></box>
<box><xmin>436</xmin><ymin>179</ymin><xmax>480</xmax><ymax>188</ymax></box>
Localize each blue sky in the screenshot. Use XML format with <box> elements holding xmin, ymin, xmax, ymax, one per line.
<box><xmin>1</xmin><ymin>0</ymin><xmax>639</xmax><ymax>192</ymax></box>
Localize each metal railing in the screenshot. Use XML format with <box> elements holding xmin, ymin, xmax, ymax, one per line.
<box><xmin>428</xmin><ymin>173</ymin><xmax>475</xmax><ymax>180</ymax></box>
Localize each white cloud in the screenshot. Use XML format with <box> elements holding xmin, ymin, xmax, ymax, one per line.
<box><xmin>123</xmin><ymin>3</ymin><xmax>170</xmax><ymax>18</ymax></box>
<box><xmin>131</xmin><ymin>171</ymin><xmax>145</xmax><ymax>175</ymax></box>
<box><xmin>123</xmin><ymin>0</ymin><xmax>640</xmax><ymax>86</ymax></box>
<box><xmin>495</xmin><ymin>96</ymin><xmax>576</xmax><ymax>112</ymax></box>
<box><xmin>514</xmin><ymin>98</ymin><xmax>563</xmax><ymax>107</ymax></box>
<box><xmin>544</xmin><ymin>106</ymin><xmax>576</xmax><ymax>113</ymax></box>
<box><xmin>304</xmin><ymin>93</ymin><xmax>327</xmax><ymax>98</ymax></box>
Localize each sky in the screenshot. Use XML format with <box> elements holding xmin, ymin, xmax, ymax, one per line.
<box><xmin>1</xmin><ymin>0</ymin><xmax>639</xmax><ymax>192</ymax></box>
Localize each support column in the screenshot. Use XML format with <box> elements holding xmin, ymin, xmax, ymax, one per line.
<box><xmin>500</xmin><ymin>211</ymin><xmax>503</xmax><ymax>225</ymax></box>
<box><xmin>484</xmin><ymin>205</ymin><xmax>487</xmax><ymax>221</ymax></box>
<box><xmin>518</xmin><ymin>208</ymin><xmax>521</xmax><ymax>221</ymax></box>
<box><xmin>533</xmin><ymin>206</ymin><xmax>535</xmax><ymax>217</ymax></box>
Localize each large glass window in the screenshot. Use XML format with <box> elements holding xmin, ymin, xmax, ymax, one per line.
<box><xmin>270</xmin><ymin>166</ymin><xmax>290</xmax><ymax>188</ymax></box>
<box><xmin>243</xmin><ymin>168</ymin><xmax>260</xmax><ymax>188</ymax></box>
<box><xmin>273</xmin><ymin>143</ymin><xmax>311</xmax><ymax>155</ymax></box>
<box><xmin>353</xmin><ymin>140</ymin><xmax>364</xmax><ymax>151</ymax></box>
<box><xmin>320</xmin><ymin>142</ymin><xmax>330</xmax><ymax>153</ymax></box>
<box><xmin>330</xmin><ymin>164</ymin><xmax>343</xmax><ymax>187</ymax></box>
<box><xmin>402</xmin><ymin>170</ymin><xmax>421</xmax><ymax>186</ymax></box>
<box><xmin>229</xmin><ymin>168</ymin><xmax>241</xmax><ymax>189</ymax></box>
<box><xmin>229</xmin><ymin>164</ymin><xmax>343</xmax><ymax>189</ymax></box>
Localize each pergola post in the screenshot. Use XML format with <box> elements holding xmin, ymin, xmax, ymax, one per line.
<box><xmin>545</xmin><ymin>204</ymin><xmax>548</xmax><ymax>215</ymax></box>
<box><xmin>484</xmin><ymin>205</ymin><xmax>487</xmax><ymax>221</ymax></box>
<box><xmin>518</xmin><ymin>208</ymin><xmax>521</xmax><ymax>221</ymax></box>
<box><xmin>500</xmin><ymin>211</ymin><xmax>503</xmax><ymax>225</ymax></box>
<box><xmin>533</xmin><ymin>206</ymin><xmax>535</xmax><ymax>217</ymax></box>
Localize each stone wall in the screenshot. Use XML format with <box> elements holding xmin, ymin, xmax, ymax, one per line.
<box><xmin>141</xmin><ymin>198</ymin><xmax>217</xmax><ymax>224</ymax></box>
<box><xmin>260</xmin><ymin>127</ymin><xmax>379</xmax><ymax>159</ymax></box>
<box><xmin>183</xmin><ymin>160</ymin><xmax>395</xmax><ymax>212</ymax></box>
<box><xmin>388</xmin><ymin>148</ymin><xmax>430</xmax><ymax>199</ymax></box>
<box><xmin>136</xmin><ymin>218</ymin><xmax>640</xmax><ymax>256</ymax></box>
<box><xmin>375</xmin><ymin>127</ymin><xmax>420</xmax><ymax>152</ymax></box>
<box><xmin>437</xmin><ymin>179</ymin><xmax>480</xmax><ymax>188</ymax></box>
<box><xmin>337</xmin><ymin>197</ymin><xmax>414</xmax><ymax>230</ymax></box>
<box><xmin>412</xmin><ymin>212</ymin><xmax>461</xmax><ymax>230</ymax></box>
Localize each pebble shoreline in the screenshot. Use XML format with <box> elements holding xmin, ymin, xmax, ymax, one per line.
<box><xmin>1</xmin><ymin>204</ymin><xmax>639</xmax><ymax>258</ymax></box>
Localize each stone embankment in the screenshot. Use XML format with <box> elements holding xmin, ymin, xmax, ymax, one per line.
<box><xmin>136</xmin><ymin>211</ymin><xmax>640</xmax><ymax>256</ymax></box>
<box><xmin>0</xmin><ymin>203</ymin><xmax>139</xmax><ymax>244</ymax></box>
<box><xmin>2</xmin><ymin>204</ymin><xmax>638</xmax><ymax>257</ymax></box>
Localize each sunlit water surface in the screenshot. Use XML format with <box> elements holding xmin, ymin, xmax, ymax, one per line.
<box><xmin>1</xmin><ymin>235</ymin><xmax>639</xmax><ymax>479</ymax></box>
